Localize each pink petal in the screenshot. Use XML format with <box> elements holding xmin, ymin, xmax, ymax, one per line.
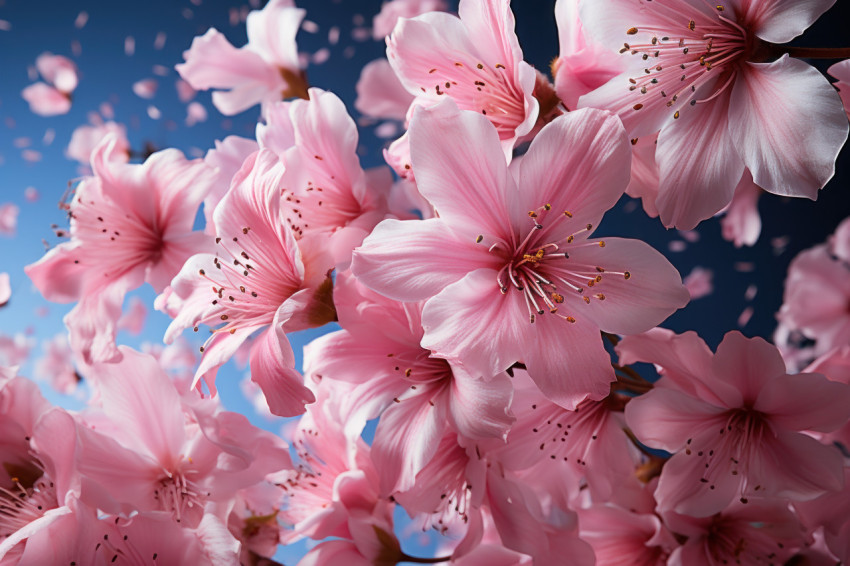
<box><xmin>755</xmin><ymin>372</ymin><xmax>850</xmax><ymax>433</ymax></box>
<box><xmin>712</xmin><ymin>332</ymin><xmax>787</xmax><ymax>406</ymax></box>
<box><xmin>371</xmin><ymin>387</ymin><xmax>446</xmax><ymax>494</ymax></box>
<box><xmin>720</xmin><ymin>172</ymin><xmax>762</xmax><ymax>247</ymax></box>
<box><xmin>517</xmin><ymin>108</ymin><xmax>631</xmax><ymax>234</ymax></box>
<box><xmin>249</xmin><ymin>321</ymin><xmax>314</xmax><ymax>418</ymax></box>
<box><xmin>522</xmin><ymin>313</ymin><xmax>614</xmax><ymax>409</ymax></box>
<box><xmin>0</xmin><ymin>272</ymin><xmax>10</xmax><ymax>306</ymax></box>
<box><xmin>655</xmin><ymin>89</ymin><xmax>744</xmax><ymax>229</ymax></box>
<box><xmin>21</xmin><ymin>83</ymin><xmax>71</xmax><ymax>116</ymax></box>
<box><xmin>448</xmin><ymin>365</ymin><xmax>514</xmax><ymax>440</ymax></box>
<box><xmin>742</xmin><ymin>0</ymin><xmax>836</xmax><ymax>43</ymax></box>
<box><xmin>352</xmin><ymin>218</ymin><xmax>493</xmax><ymax>302</ymax></box>
<box><xmin>625</xmin><ymin>387</ymin><xmax>726</xmax><ymax>452</ymax></box>
<box><xmin>244</xmin><ymin>0</ymin><xmax>304</xmax><ymax>71</ymax></box>
<box><xmin>35</xmin><ymin>53</ymin><xmax>78</xmax><ymax>92</ymax></box>
<box><xmin>407</xmin><ymin>99</ymin><xmax>515</xmax><ymax>239</ymax></box>
<box><xmin>421</xmin><ymin>268</ymin><xmax>527</xmax><ymax>378</ymax></box>
<box><xmin>354</xmin><ymin>58</ymin><xmax>414</xmax><ymax>121</ymax></box>
<box><xmin>728</xmin><ymin>56</ymin><xmax>848</xmax><ymax>199</ymax></box>
<box><xmin>89</xmin><ymin>347</ymin><xmax>185</xmax><ymax>464</ymax></box>
<box><xmin>561</xmin><ymin>237</ymin><xmax>689</xmax><ymax>335</ymax></box>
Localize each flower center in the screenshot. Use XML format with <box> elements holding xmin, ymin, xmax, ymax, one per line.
<box><xmin>153</xmin><ymin>466</ymin><xmax>206</xmax><ymax>524</ymax></box>
<box><xmin>479</xmin><ymin>204</ymin><xmax>631</xmax><ymax>324</ymax></box>
<box><xmin>0</xmin><ymin>475</ymin><xmax>57</xmax><ymax>537</ymax></box>
<box><xmin>622</xmin><ymin>2</ymin><xmax>749</xmax><ymax>120</ymax></box>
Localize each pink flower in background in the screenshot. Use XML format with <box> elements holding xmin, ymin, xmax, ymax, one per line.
<box><xmin>778</xmin><ymin>243</ymin><xmax>850</xmax><ymax>357</ymax></box>
<box><xmin>0</xmin><ymin>333</ymin><xmax>34</xmax><ymax>367</ymax></box>
<box><xmin>202</xmin><ymin>135</ymin><xmax>260</xmax><ymax>234</ymax></box>
<box><xmin>353</xmin><ymin>101</ymin><xmax>688</xmax><ymax>408</ymax></box>
<box><xmin>552</xmin><ymin>0</ymin><xmax>624</xmax><ymax>111</ymax></box>
<box><xmin>621</xmin><ymin>330</ymin><xmax>850</xmax><ymax>517</ymax></box>
<box><xmin>372</xmin><ymin>0</ymin><xmax>448</xmax><ymax>40</ymax></box>
<box><xmin>25</xmin><ymin>135</ymin><xmax>216</xmax><ymax>364</ymax></box>
<box><xmin>386</xmin><ymin>0</ymin><xmax>539</xmax><ymax>158</ymax></box>
<box><xmin>116</xmin><ymin>295</ymin><xmax>148</xmax><ymax>335</ymax></box>
<box><xmin>73</xmin><ymin>347</ymin><xmax>291</xmax><ymax>528</ymax></box>
<box><xmin>828</xmin><ymin>59</ymin><xmax>850</xmax><ymax>121</ymax></box>
<box><xmin>176</xmin><ymin>0</ymin><xmax>307</xmax><ymax>115</ymax></box>
<box><xmin>579</xmin><ymin>0</ymin><xmax>848</xmax><ymax>229</ymax></box>
<box><xmin>0</xmin><ymin>203</ymin><xmax>19</xmax><ymax>236</ymax></box>
<box><xmin>21</xmin><ymin>53</ymin><xmax>78</xmax><ymax>116</ymax></box>
<box><xmin>161</xmin><ymin>149</ymin><xmax>332</xmax><ymax>416</ymax></box>
<box><xmin>829</xmin><ymin>215</ymin><xmax>850</xmax><ymax>263</ymax></box>
<box><xmin>66</xmin><ymin>120</ymin><xmax>130</xmax><ymax>166</ymax></box>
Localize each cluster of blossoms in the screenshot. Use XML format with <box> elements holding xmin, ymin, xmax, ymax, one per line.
<box><xmin>5</xmin><ymin>0</ymin><xmax>850</xmax><ymax>564</ymax></box>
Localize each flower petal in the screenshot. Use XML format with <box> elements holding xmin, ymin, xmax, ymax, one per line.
<box><xmin>742</xmin><ymin>0</ymin><xmax>836</xmax><ymax>44</ymax></box>
<box><xmin>728</xmin><ymin>56</ymin><xmax>848</xmax><ymax>199</ymax></box>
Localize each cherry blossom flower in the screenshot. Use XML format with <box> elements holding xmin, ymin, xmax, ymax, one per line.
<box><xmin>72</xmin><ymin>347</ymin><xmax>291</xmax><ymax>529</ymax></box>
<box><xmin>176</xmin><ymin>0</ymin><xmax>308</xmax><ymax>115</ymax></box>
<box><xmin>578</xmin><ymin>503</ymin><xmax>677</xmax><ymax>565</ymax></box>
<box><xmin>21</xmin><ymin>53</ymin><xmax>78</xmax><ymax>116</ymax></box>
<box><xmin>26</xmin><ymin>135</ymin><xmax>216</xmax><ymax>365</ymax></box>
<box><xmin>160</xmin><ymin>149</ymin><xmax>332</xmax><ymax>416</ymax></box>
<box><xmin>662</xmin><ymin>502</ymin><xmax>805</xmax><ymax>565</ymax></box>
<box><xmin>579</xmin><ymin>0</ymin><xmax>848</xmax><ymax>229</ymax></box>
<box><xmin>386</xmin><ymin>0</ymin><xmax>539</xmax><ymax>158</ymax></box>
<box><xmin>552</xmin><ymin>0</ymin><xmax>624</xmax><ymax>111</ymax></box>
<box><xmin>353</xmin><ymin>100</ymin><xmax>688</xmax><ymax>408</ymax></box>
<box><xmin>0</xmin><ymin>333</ymin><xmax>34</xmax><ymax>368</ymax></box>
<box><xmin>778</xmin><ymin>243</ymin><xmax>850</xmax><ymax>357</ymax></box>
<box><xmin>260</xmin><ymin>88</ymin><xmax>395</xmax><ymax>266</ymax></box>
<box><xmin>621</xmin><ymin>330</ymin><xmax>850</xmax><ymax>517</ymax></box>
<box><xmin>304</xmin><ymin>272</ymin><xmax>513</xmax><ymax>494</ymax></box>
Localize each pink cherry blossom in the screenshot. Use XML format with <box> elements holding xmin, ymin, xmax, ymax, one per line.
<box><xmin>552</xmin><ymin>0</ymin><xmax>624</xmax><ymax>111</ymax></box>
<box><xmin>662</xmin><ymin>502</ymin><xmax>805</xmax><ymax>565</ymax></box>
<box><xmin>778</xmin><ymin>243</ymin><xmax>850</xmax><ymax>357</ymax></box>
<box><xmin>622</xmin><ymin>330</ymin><xmax>850</xmax><ymax>517</ymax></box>
<box><xmin>26</xmin><ymin>135</ymin><xmax>216</xmax><ymax>365</ymax></box>
<box><xmin>260</xmin><ymin>88</ymin><xmax>394</xmax><ymax>266</ymax></box>
<box><xmin>386</xmin><ymin>0</ymin><xmax>539</xmax><ymax>157</ymax></box>
<box><xmin>303</xmin><ymin>271</ymin><xmax>513</xmax><ymax>494</ymax></box>
<box><xmin>0</xmin><ymin>203</ymin><xmax>19</xmax><ymax>236</ymax></box>
<box><xmin>73</xmin><ymin>347</ymin><xmax>291</xmax><ymax>529</ymax></box>
<box><xmin>579</xmin><ymin>0</ymin><xmax>848</xmax><ymax>229</ymax></box>
<box><xmin>372</xmin><ymin>0</ymin><xmax>448</xmax><ymax>40</ymax></box>
<box><xmin>353</xmin><ymin>100</ymin><xmax>688</xmax><ymax>408</ymax></box>
<box><xmin>578</xmin><ymin>503</ymin><xmax>677</xmax><ymax>565</ymax></box>
<box><xmin>274</xmin><ymin>394</ymin><xmax>380</xmax><ymax>543</ymax></box>
<box><xmin>828</xmin><ymin>59</ymin><xmax>850</xmax><ymax>121</ymax></box>
<box><xmin>160</xmin><ymin>149</ymin><xmax>331</xmax><ymax>416</ymax></box>
<box><xmin>795</xmin><ymin>466</ymin><xmax>850</xmax><ymax>564</ymax></box>
<box><xmin>176</xmin><ymin>0</ymin><xmax>307</xmax><ymax>115</ymax></box>
<box><xmin>66</xmin><ymin>120</ymin><xmax>130</xmax><ymax>166</ymax></box>
<box><xmin>21</xmin><ymin>53</ymin><xmax>78</xmax><ymax>116</ymax></box>
<box><xmin>11</xmin><ymin>502</ymin><xmax>240</xmax><ymax>566</ymax></box>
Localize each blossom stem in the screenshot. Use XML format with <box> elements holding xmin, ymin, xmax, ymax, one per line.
<box><xmin>399</xmin><ymin>553</ymin><xmax>453</xmax><ymax>564</ymax></box>
<box><xmin>779</xmin><ymin>46</ymin><xmax>850</xmax><ymax>59</ymax></box>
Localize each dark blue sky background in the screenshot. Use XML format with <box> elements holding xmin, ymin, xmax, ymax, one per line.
<box><xmin>1</xmin><ymin>0</ymin><xmax>849</xmax><ymax>561</ymax></box>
